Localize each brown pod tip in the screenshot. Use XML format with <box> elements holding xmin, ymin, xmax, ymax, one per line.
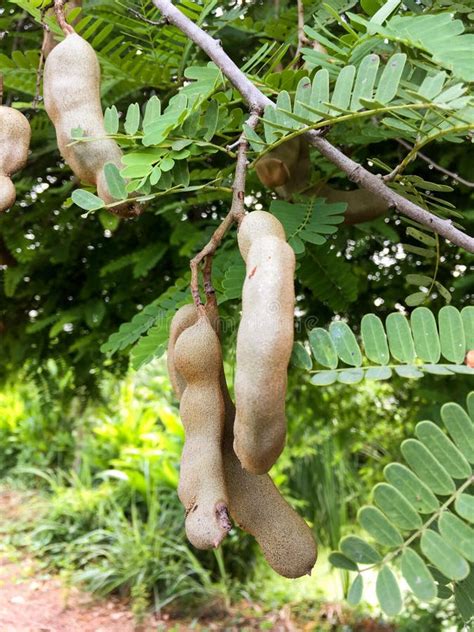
<box><xmin>215</xmin><ymin>502</ymin><xmax>232</xmax><ymax>533</ymax></box>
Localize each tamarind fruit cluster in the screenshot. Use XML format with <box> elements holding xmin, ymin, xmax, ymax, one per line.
<box><xmin>43</xmin><ymin>32</ymin><xmax>140</xmax><ymax>217</ymax></box>
<box><xmin>234</xmin><ymin>211</ymin><xmax>295</xmax><ymax>474</ymax></box>
<box><xmin>168</xmin><ymin>301</ymin><xmax>317</xmax><ymax>577</ymax></box>
<box><xmin>0</xmin><ymin>106</ymin><xmax>31</xmax><ymax>212</ymax></box>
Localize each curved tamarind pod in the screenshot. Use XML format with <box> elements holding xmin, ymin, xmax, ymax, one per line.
<box><xmin>316</xmin><ymin>185</ymin><xmax>389</xmax><ymax>225</ymax></box>
<box><xmin>174</xmin><ymin>309</ymin><xmax>231</xmax><ymax>549</ymax></box>
<box><xmin>0</xmin><ymin>106</ymin><xmax>31</xmax><ymax>212</ymax></box>
<box><xmin>255</xmin><ymin>136</ymin><xmax>311</xmax><ymax>199</ymax></box>
<box><xmin>237</xmin><ymin>210</ymin><xmax>286</xmax><ymax>261</ymax></box>
<box><xmin>167</xmin><ymin>300</ymin><xmax>221</xmax><ymax>396</ymax></box>
<box><xmin>43</xmin><ymin>33</ymin><xmax>140</xmax><ymax>217</ymax></box>
<box><xmin>168</xmin><ymin>305</ymin><xmax>317</xmax><ymax>578</ymax></box>
<box><xmin>222</xmin><ymin>392</ymin><xmax>317</xmax><ymax>578</ymax></box>
<box><xmin>167</xmin><ymin>304</ymin><xmax>200</xmax><ymax>398</ymax></box>
<box><xmin>235</xmin><ymin>226</ymin><xmax>295</xmax><ymax>474</ymax></box>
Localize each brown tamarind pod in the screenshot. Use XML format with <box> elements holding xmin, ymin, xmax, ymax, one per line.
<box><xmin>0</xmin><ymin>106</ymin><xmax>31</xmax><ymax>212</ymax></box>
<box><xmin>173</xmin><ymin>308</ymin><xmax>231</xmax><ymax>549</ymax></box>
<box><xmin>43</xmin><ymin>33</ymin><xmax>140</xmax><ymax>217</ymax></box>
<box><xmin>255</xmin><ymin>135</ymin><xmax>311</xmax><ymax>199</ymax></box>
<box><xmin>167</xmin><ymin>300</ymin><xmax>221</xmax><ymax>396</ymax></box>
<box><xmin>234</xmin><ymin>214</ymin><xmax>295</xmax><ymax>474</ymax></box>
<box><xmin>222</xmin><ymin>392</ymin><xmax>317</xmax><ymax>579</ymax></box>
<box><xmin>167</xmin><ymin>304</ymin><xmax>200</xmax><ymax>398</ymax></box>
<box><xmin>168</xmin><ymin>306</ymin><xmax>317</xmax><ymax>578</ymax></box>
<box><xmin>316</xmin><ymin>184</ymin><xmax>389</xmax><ymax>225</ymax></box>
<box><xmin>237</xmin><ymin>210</ymin><xmax>286</xmax><ymax>261</ymax></box>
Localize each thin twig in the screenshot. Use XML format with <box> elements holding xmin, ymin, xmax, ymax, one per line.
<box><xmin>296</xmin><ymin>0</ymin><xmax>308</xmax><ymax>58</ymax></box>
<box><xmin>394</xmin><ymin>138</ymin><xmax>474</xmax><ymax>188</ymax></box>
<box><xmin>150</xmin><ymin>0</ymin><xmax>474</xmax><ymax>253</ymax></box>
<box><xmin>54</xmin><ymin>0</ymin><xmax>75</xmax><ymax>35</ymax></box>
<box><xmin>11</xmin><ymin>14</ymin><xmax>27</xmax><ymax>53</ymax></box>
<box><xmin>34</xmin><ymin>11</ymin><xmax>49</xmax><ymax>110</ymax></box>
<box><xmin>128</xmin><ymin>7</ymin><xmax>166</xmax><ymax>27</ymax></box>
<box><xmin>190</xmin><ymin>112</ymin><xmax>260</xmax><ymax>306</ymax></box>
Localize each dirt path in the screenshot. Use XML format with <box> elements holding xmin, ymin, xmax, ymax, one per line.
<box><xmin>0</xmin><ymin>488</ymin><xmax>154</xmax><ymax>632</ymax></box>
<box><xmin>0</xmin><ymin>553</ymin><xmax>142</xmax><ymax>632</ymax></box>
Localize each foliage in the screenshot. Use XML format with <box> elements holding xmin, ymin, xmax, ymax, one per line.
<box><xmin>0</xmin><ymin>0</ymin><xmax>472</xmax><ymax>386</ymax></box>
<box><xmin>329</xmin><ymin>392</ymin><xmax>474</xmax><ymax>621</ymax></box>
<box><xmin>296</xmin><ymin>306</ymin><xmax>474</xmax><ymax>386</ymax></box>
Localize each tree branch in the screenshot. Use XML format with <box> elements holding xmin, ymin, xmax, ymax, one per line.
<box><xmin>190</xmin><ymin>112</ymin><xmax>260</xmax><ymax>307</ymax></box>
<box><xmin>152</xmin><ymin>0</ymin><xmax>474</xmax><ymax>253</ymax></box>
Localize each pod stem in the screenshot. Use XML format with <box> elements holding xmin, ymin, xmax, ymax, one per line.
<box><xmin>54</xmin><ymin>0</ymin><xmax>75</xmax><ymax>35</ymax></box>
<box><xmin>189</xmin><ymin>111</ymin><xmax>260</xmax><ymax>307</ymax></box>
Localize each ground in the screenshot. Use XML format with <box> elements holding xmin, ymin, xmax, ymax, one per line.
<box><xmin>0</xmin><ymin>487</ymin><xmax>395</xmax><ymax>631</ymax></box>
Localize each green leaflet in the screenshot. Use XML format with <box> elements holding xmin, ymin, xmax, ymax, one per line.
<box><xmin>441</xmin><ymin>403</ymin><xmax>474</xmax><ymax>464</ymax></box>
<box><xmin>461</xmin><ymin>306</ymin><xmax>474</xmax><ymax>349</ymax></box>
<box><xmin>415</xmin><ymin>421</ymin><xmax>471</xmax><ymax>479</ymax></box>
<box><xmin>376</xmin><ymin>566</ymin><xmax>402</xmax><ymax>616</ymax></box>
<box><xmin>401</xmin><ymin>549</ymin><xmax>437</xmax><ymax>602</ymax></box>
<box><xmin>347</xmin><ymin>574</ymin><xmax>363</xmax><ymax>606</ymax></box>
<box><xmin>401</xmin><ymin>439</ymin><xmax>455</xmax><ymax>496</ymax></box>
<box><xmin>340</xmin><ymin>535</ymin><xmax>382</xmax><ymax>564</ymax></box>
<box><xmin>438</xmin><ymin>513</ymin><xmax>474</xmax><ymax>563</ymax></box>
<box><xmin>308</xmin><ymin>328</ymin><xmax>338</xmax><ymax>368</ymax></box>
<box><xmin>410</xmin><ymin>307</ymin><xmax>441</xmax><ymax>363</ymax></box>
<box><xmin>329</xmin><ymin>321</ymin><xmax>362</xmax><ymax>367</ymax></box>
<box><xmin>455</xmin><ymin>494</ymin><xmax>474</xmax><ymax>524</ymax></box>
<box><xmin>373</xmin><ymin>483</ymin><xmax>422</xmax><ymax>531</ymax></box>
<box><xmin>328</xmin><ymin>552</ymin><xmax>358</xmax><ymax>571</ymax></box>
<box><xmin>384</xmin><ymin>463</ymin><xmax>439</xmax><ymax>514</ymax></box>
<box><xmin>361</xmin><ymin>314</ymin><xmax>389</xmax><ymax>365</ymax></box>
<box><xmin>420</xmin><ymin>530</ymin><xmax>469</xmax><ymax>581</ymax></box>
<box><xmin>358</xmin><ymin>506</ymin><xmax>403</xmax><ymax>547</ymax></box>
<box><xmin>386</xmin><ymin>313</ymin><xmax>416</xmax><ymax>363</ymax></box>
<box><xmin>291</xmin><ymin>342</ymin><xmax>313</xmax><ymax>370</ymax></box>
<box><xmin>438</xmin><ymin>306</ymin><xmax>466</xmax><ymax>364</ymax></box>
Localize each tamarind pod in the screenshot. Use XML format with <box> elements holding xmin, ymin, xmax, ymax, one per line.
<box><xmin>234</xmin><ymin>233</ymin><xmax>295</xmax><ymax>474</ymax></box>
<box><xmin>316</xmin><ymin>185</ymin><xmax>389</xmax><ymax>225</ymax></box>
<box><xmin>168</xmin><ymin>305</ymin><xmax>317</xmax><ymax>577</ymax></box>
<box><xmin>222</xmin><ymin>394</ymin><xmax>317</xmax><ymax>579</ymax></box>
<box><xmin>167</xmin><ymin>300</ymin><xmax>220</xmax><ymax>399</ymax></box>
<box><xmin>237</xmin><ymin>210</ymin><xmax>286</xmax><ymax>262</ymax></box>
<box><xmin>174</xmin><ymin>310</ymin><xmax>231</xmax><ymax>549</ymax></box>
<box><xmin>255</xmin><ymin>136</ymin><xmax>311</xmax><ymax>199</ymax></box>
<box><xmin>0</xmin><ymin>106</ymin><xmax>31</xmax><ymax>212</ymax></box>
<box><xmin>43</xmin><ymin>33</ymin><xmax>140</xmax><ymax>217</ymax></box>
<box><xmin>0</xmin><ymin>177</ymin><xmax>16</xmax><ymax>213</ymax></box>
<box><xmin>167</xmin><ymin>304</ymin><xmax>200</xmax><ymax>398</ymax></box>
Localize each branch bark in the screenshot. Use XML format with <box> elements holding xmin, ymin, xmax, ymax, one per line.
<box><xmin>152</xmin><ymin>0</ymin><xmax>474</xmax><ymax>253</ymax></box>
<box><xmin>190</xmin><ymin>112</ymin><xmax>260</xmax><ymax>306</ymax></box>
